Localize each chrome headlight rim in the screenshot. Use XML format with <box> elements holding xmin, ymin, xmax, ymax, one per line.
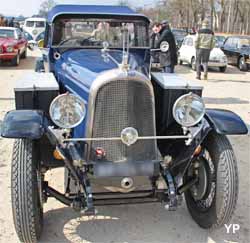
<box><xmin>172</xmin><ymin>93</ymin><xmax>205</xmax><ymax>127</ymax></box>
<box><xmin>49</xmin><ymin>93</ymin><xmax>86</xmax><ymax>129</ymax></box>
<box><xmin>6</xmin><ymin>46</ymin><xmax>14</xmax><ymax>53</ymax></box>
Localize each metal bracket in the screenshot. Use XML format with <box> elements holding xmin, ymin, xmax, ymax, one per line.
<box><xmin>162</xmin><ymin>169</ymin><xmax>178</xmax><ymax>211</ymax></box>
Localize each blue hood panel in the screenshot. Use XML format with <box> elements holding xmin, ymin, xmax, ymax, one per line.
<box><xmin>53</xmin><ymin>48</ymin><xmax>149</xmax><ymax>138</ymax></box>
<box><xmin>54</xmin><ymin>49</ymin><xmax>146</xmax><ymax>90</ymax></box>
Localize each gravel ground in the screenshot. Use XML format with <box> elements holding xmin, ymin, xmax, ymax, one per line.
<box><xmin>0</xmin><ymin>50</ymin><xmax>249</xmax><ymax>243</ymax></box>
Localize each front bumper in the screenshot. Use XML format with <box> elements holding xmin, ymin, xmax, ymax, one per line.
<box><xmin>208</xmin><ymin>61</ymin><xmax>227</xmax><ymax>67</ymax></box>
<box><xmin>0</xmin><ymin>53</ymin><xmax>17</xmax><ymax>60</ymax></box>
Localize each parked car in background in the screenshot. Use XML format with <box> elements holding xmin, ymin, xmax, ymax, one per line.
<box><xmin>22</xmin><ymin>17</ymin><xmax>46</xmax><ymax>48</ymax></box>
<box><xmin>214</xmin><ymin>35</ymin><xmax>226</xmax><ymax>48</ymax></box>
<box><xmin>178</xmin><ymin>35</ymin><xmax>228</xmax><ymax>72</ymax></box>
<box><xmin>1</xmin><ymin>5</ymin><xmax>248</xmax><ymax>243</ymax></box>
<box><xmin>222</xmin><ymin>36</ymin><xmax>250</xmax><ymax>71</ymax></box>
<box><xmin>0</xmin><ymin>27</ymin><xmax>28</xmax><ymax>65</ymax></box>
<box><xmin>172</xmin><ymin>28</ymin><xmax>187</xmax><ymax>49</ymax></box>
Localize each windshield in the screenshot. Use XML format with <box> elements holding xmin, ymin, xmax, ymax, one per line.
<box><xmin>0</xmin><ymin>29</ymin><xmax>15</xmax><ymax>38</ymax></box>
<box><xmin>52</xmin><ymin>18</ymin><xmax>149</xmax><ymax>48</ymax></box>
<box><xmin>26</xmin><ymin>21</ymin><xmax>45</xmax><ymax>28</ymax></box>
<box><xmin>215</xmin><ymin>36</ymin><xmax>225</xmax><ymax>43</ymax></box>
<box><xmin>172</xmin><ymin>29</ymin><xmax>187</xmax><ymax>40</ymax></box>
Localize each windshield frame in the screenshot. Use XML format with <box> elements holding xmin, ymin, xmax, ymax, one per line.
<box><xmin>0</xmin><ymin>29</ymin><xmax>16</xmax><ymax>38</ymax></box>
<box><xmin>51</xmin><ymin>17</ymin><xmax>150</xmax><ymax>49</ymax></box>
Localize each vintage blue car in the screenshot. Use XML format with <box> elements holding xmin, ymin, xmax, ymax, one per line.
<box><xmin>0</xmin><ymin>5</ymin><xmax>248</xmax><ymax>243</ymax></box>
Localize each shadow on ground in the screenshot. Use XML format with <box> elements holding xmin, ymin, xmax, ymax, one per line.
<box><xmin>0</xmin><ymin>55</ymin><xmax>37</xmax><ymax>70</ymax></box>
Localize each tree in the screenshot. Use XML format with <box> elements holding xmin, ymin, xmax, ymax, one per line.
<box><xmin>38</xmin><ymin>0</ymin><xmax>57</xmax><ymax>18</ymax></box>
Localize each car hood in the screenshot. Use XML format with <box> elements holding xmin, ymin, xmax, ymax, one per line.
<box><xmin>55</xmin><ymin>49</ymin><xmax>147</xmax><ymax>88</ymax></box>
<box><xmin>210</xmin><ymin>47</ymin><xmax>225</xmax><ymax>58</ymax></box>
<box><xmin>0</xmin><ymin>37</ymin><xmax>16</xmax><ymax>47</ymax></box>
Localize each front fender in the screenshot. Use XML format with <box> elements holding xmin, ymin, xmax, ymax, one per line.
<box><xmin>205</xmin><ymin>109</ymin><xmax>248</xmax><ymax>135</ymax></box>
<box><xmin>1</xmin><ymin>110</ymin><xmax>46</xmax><ymax>139</ymax></box>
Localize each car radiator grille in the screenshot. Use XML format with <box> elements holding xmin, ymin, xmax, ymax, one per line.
<box><xmin>90</xmin><ymin>80</ymin><xmax>158</xmax><ymax>162</ymax></box>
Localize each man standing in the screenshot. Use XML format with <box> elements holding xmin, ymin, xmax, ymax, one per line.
<box><xmin>195</xmin><ymin>19</ymin><xmax>215</xmax><ymax>80</ymax></box>
<box><xmin>156</xmin><ymin>20</ymin><xmax>177</xmax><ymax>73</ymax></box>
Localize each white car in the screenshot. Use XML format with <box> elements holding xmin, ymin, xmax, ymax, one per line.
<box><xmin>178</xmin><ymin>35</ymin><xmax>228</xmax><ymax>72</ymax></box>
<box><xmin>22</xmin><ymin>17</ymin><xmax>46</xmax><ymax>47</ymax></box>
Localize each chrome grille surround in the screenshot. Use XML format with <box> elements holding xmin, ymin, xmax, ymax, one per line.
<box><xmin>86</xmin><ymin>69</ymin><xmax>158</xmax><ymax>162</ymax></box>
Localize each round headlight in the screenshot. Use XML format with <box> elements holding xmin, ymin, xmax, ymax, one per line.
<box><xmin>173</xmin><ymin>93</ymin><xmax>205</xmax><ymax>127</ymax></box>
<box><xmin>6</xmin><ymin>46</ymin><xmax>14</xmax><ymax>52</ymax></box>
<box><xmin>49</xmin><ymin>93</ymin><xmax>86</xmax><ymax>129</ymax></box>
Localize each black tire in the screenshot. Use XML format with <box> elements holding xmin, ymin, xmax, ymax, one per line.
<box><xmin>184</xmin><ymin>132</ymin><xmax>238</xmax><ymax>229</ymax></box>
<box><xmin>219</xmin><ymin>66</ymin><xmax>227</xmax><ymax>72</ymax></box>
<box><xmin>11</xmin><ymin>139</ymin><xmax>43</xmax><ymax>243</ymax></box>
<box><xmin>21</xmin><ymin>48</ymin><xmax>27</xmax><ymax>59</ymax></box>
<box><xmin>238</xmin><ymin>56</ymin><xmax>248</xmax><ymax>71</ymax></box>
<box><xmin>12</xmin><ymin>53</ymin><xmax>20</xmax><ymax>66</ymax></box>
<box><xmin>191</xmin><ymin>57</ymin><xmax>196</xmax><ymax>71</ymax></box>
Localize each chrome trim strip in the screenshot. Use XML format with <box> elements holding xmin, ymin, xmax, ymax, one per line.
<box><xmin>85</xmin><ymin>68</ymin><xmax>157</xmax><ymax>160</ymax></box>
<box><xmin>63</xmin><ymin>135</ymin><xmax>191</xmax><ymax>142</ymax></box>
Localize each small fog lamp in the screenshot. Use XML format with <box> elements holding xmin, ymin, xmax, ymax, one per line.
<box><xmin>121</xmin><ymin>127</ymin><xmax>138</xmax><ymax>146</ymax></box>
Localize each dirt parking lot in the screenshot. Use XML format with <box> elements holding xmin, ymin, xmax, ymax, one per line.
<box><xmin>0</xmin><ymin>50</ymin><xmax>249</xmax><ymax>243</ymax></box>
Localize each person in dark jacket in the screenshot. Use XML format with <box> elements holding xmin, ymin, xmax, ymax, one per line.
<box><xmin>156</xmin><ymin>20</ymin><xmax>177</xmax><ymax>73</ymax></box>
<box><xmin>8</xmin><ymin>17</ymin><xmax>15</xmax><ymax>27</ymax></box>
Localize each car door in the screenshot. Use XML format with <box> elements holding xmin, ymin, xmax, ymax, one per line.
<box><xmin>222</xmin><ymin>37</ymin><xmax>233</xmax><ymax>63</ymax></box>
<box><xmin>179</xmin><ymin>37</ymin><xmax>188</xmax><ymax>62</ymax></box>
<box><xmin>186</xmin><ymin>37</ymin><xmax>195</xmax><ymax>63</ymax></box>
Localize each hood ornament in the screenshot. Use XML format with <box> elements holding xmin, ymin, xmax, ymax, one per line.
<box><xmin>101</xmin><ymin>23</ymin><xmax>130</xmax><ymax>72</ymax></box>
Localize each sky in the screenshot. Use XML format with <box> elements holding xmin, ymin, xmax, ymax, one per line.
<box><xmin>0</xmin><ymin>0</ymin><xmax>156</xmax><ymax>17</ymax></box>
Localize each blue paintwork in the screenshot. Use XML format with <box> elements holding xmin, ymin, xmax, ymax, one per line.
<box><xmin>1</xmin><ymin>110</ymin><xmax>46</xmax><ymax>139</ymax></box>
<box><xmin>205</xmin><ymin>109</ymin><xmax>248</xmax><ymax>135</ymax></box>
<box><xmin>48</xmin><ymin>5</ymin><xmax>150</xmax><ymax>23</ymax></box>
<box><xmin>53</xmin><ymin>48</ymin><xmax>149</xmax><ymax>138</ymax></box>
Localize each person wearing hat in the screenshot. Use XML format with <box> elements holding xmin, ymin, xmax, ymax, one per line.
<box><xmin>155</xmin><ymin>20</ymin><xmax>177</xmax><ymax>73</ymax></box>
<box><xmin>195</xmin><ymin>19</ymin><xmax>216</xmax><ymax>80</ymax></box>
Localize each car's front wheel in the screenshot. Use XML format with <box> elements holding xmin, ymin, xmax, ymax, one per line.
<box><xmin>191</xmin><ymin>57</ymin><xmax>196</xmax><ymax>71</ymax></box>
<box><xmin>12</xmin><ymin>53</ymin><xmax>20</xmax><ymax>66</ymax></box>
<box><xmin>184</xmin><ymin>132</ymin><xmax>238</xmax><ymax>229</ymax></box>
<box><xmin>238</xmin><ymin>56</ymin><xmax>248</xmax><ymax>71</ymax></box>
<box><xmin>219</xmin><ymin>66</ymin><xmax>227</xmax><ymax>72</ymax></box>
<box><xmin>11</xmin><ymin>139</ymin><xmax>43</xmax><ymax>243</ymax></box>
<box><xmin>21</xmin><ymin>47</ymin><xmax>27</xmax><ymax>59</ymax></box>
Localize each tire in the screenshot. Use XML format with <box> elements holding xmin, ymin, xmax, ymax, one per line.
<box><xmin>21</xmin><ymin>48</ymin><xmax>27</xmax><ymax>59</ymax></box>
<box><xmin>219</xmin><ymin>66</ymin><xmax>227</xmax><ymax>72</ymax></box>
<box><xmin>191</xmin><ymin>57</ymin><xmax>196</xmax><ymax>71</ymax></box>
<box><xmin>12</xmin><ymin>53</ymin><xmax>20</xmax><ymax>66</ymax></box>
<box><xmin>238</xmin><ymin>56</ymin><xmax>248</xmax><ymax>71</ymax></box>
<box><xmin>184</xmin><ymin>132</ymin><xmax>238</xmax><ymax>229</ymax></box>
<box><xmin>11</xmin><ymin>139</ymin><xmax>43</xmax><ymax>243</ymax></box>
